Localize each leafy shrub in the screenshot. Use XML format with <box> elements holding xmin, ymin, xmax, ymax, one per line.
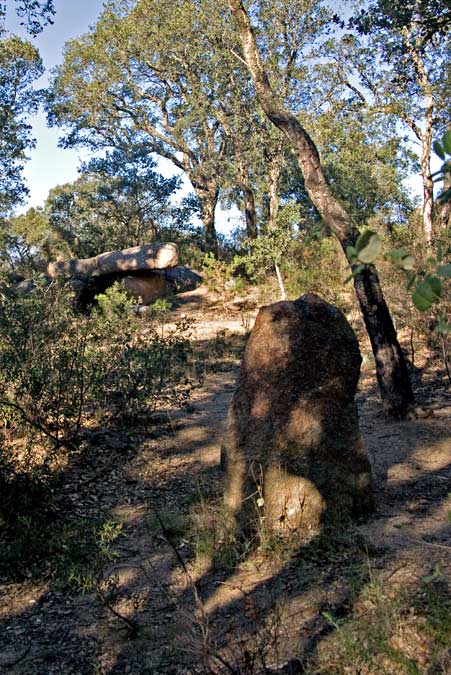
<box><xmin>285</xmin><ymin>236</ymin><xmax>348</xmax><ymax>307</ymax></box>
<box><xmin>0</xmin><ymin>278</ymin><xmax>195</xmax><ymax>524</ymax></box>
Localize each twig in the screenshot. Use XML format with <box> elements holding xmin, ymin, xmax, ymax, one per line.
<box><xmin>440</xmin><ymin>334</ymin><xmax>451</xmax><ymax>385</ymax></box>
<box><xmin>410</xmin><ymin>327</ymin><xmax>415</xmax><ymax>370</ymax></box>
<box><xmin>406</xmin><ymin>536</ymin><xmax>451</xmax><ymax>552</ymax></box>
<box><xmin>0</xmin><ymin>398</ymin><xmax>78</xmax><ymax>451</ymax></box>
<box><xmin>96</xmin><ymin>587</ymin><xmax>139</xmax><ymax>638</ymax></box>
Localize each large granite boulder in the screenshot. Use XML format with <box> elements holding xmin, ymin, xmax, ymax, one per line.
<box><xmin>221</xmin><ymin>294</ymin><xmax>373</xmax><ymax>539</ymax></box>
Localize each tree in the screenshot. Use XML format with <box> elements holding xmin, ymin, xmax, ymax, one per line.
<box><xmin>12</xmin><ymin>147</ymin><xmax>181</xmax><ymax>261</ymax></box>
<box><xmin>0</xmin><ymin>35</ymin><xmax>43</xmax><ymax>267</ymax></box>
<box><xmin>310</xmin><ymin>99</ymin><xmax>416</xmax><ymax>228</ymax></box>
<box><xmin>228</xmin><ymin>0</ymin><xmax>414</xmax><ymax>417</ymax></box>
<box><xmin>47</xmin><ymin>0</ymin><xmax>247</xmax><ymax>254</ymax></box>
<box><xmin>0</xmin><ymin>0</ymin><xmax>54</xmax><ymax>35</ymax></box>
<box><xmin>335</xmin><ymin>0</ymin><xmax>451</xmax><ymax>242</ymax></box>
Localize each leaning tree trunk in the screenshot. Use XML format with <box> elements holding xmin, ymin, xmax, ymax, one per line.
<box><xmin>237</xmin><ymin>158</ymin><xmax>258</xmax><ymax>239</ymax></box>
<box><xmin>266</xmin><ymin>141</ymin><xmax>283</xmax><ymax>230</ymax></box>
<box><xmin>229</xmin><ymin>0</ymin><xmax>414</xmax><ymax>417</ymax></box>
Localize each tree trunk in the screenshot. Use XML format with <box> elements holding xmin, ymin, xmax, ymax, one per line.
<box><xmin>266</xmin><ymin>141</ymin><xmax>283</xmax><ymax>230</ymax></box>
<box><xmin>274</xmin><ymin>261</ymin><xmax>286</xmax><ymax>301</ymax></box>
<box><xmin>195</xmin><ymin>184</ymin><xmax>219</xmax><ymax>256</ymax></box>
<box><xmin>439</xmin><ymin>172</ymin><xmax>451</xmax><ymax>231</ymax></box>
<box><xmin>228</xmin><ymin>0</ymin><xmax>414</xmax><ymax>417</ymax></box>
<box><xmin>353</xmin><ymin>265</ymin><xmax>414</xmax><ymax>416</ymax></box>
<box><xmin>420</xmin><ymin>129</ymin><xmax>434</xmax><ymax>243</ymax></box>
<box><xmin>243</xmin><ymin>185</ymin><xmax>258</xmax><ymax>239</ymax></box>
<box><xmin>403</xmin><ymin>26</ymin><xmax>434</xmax><ymax>243</ymax></box>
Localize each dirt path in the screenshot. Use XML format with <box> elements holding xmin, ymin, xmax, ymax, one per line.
<box><xmin>0</xmin><ymin>292</ymin><xmax>450</xmax><ymax>674</ymax></box>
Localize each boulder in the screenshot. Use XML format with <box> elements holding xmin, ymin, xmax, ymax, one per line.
<box><xmin>164</xmin><ymin>266</ymin><xmax>203</xmax><ymax>294</ymax></box>
<box><xmin>122</xmin><ymin>272</ymin><xmax>168</xmax><ymax>305</ymax></box>
<box><xmin>122</xmin><ymin>267</ymin><xmax>203</xmax><ymax>304</ymax></box>
<box><xmin>47</xmin><ymin>242</ymin><xmax>179</xmax><ymax>278</ymax></box>
<box><xmin>221</xmin><ymin>294</ymin><xmax>373</xmax><ymax>539</ymax></box>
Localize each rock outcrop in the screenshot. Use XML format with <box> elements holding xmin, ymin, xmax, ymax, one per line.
<box><xmin>221</xmin><ymin>293</ymin><xmax>373</xmax><ymax>540</ymax></box>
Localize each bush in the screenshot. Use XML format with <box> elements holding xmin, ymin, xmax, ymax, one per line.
<box><xmin>0</xmin><ymin>278</ymin><xmax>195</xmax><ymax>524</ymax></box>
<box><xmin>285</xmin><ymin>236</ymin><xmax>348</xmax><ymax>307</ymax></box>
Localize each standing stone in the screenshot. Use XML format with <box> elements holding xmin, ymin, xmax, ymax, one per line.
<box><xmin>221</xmin><ymin>294</ymin><xmax>373</xmax><ymax>539</ymax></box>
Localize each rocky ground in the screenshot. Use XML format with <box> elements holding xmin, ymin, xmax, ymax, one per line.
<box><xmin>0</xmin><ymin>288</ymin><xmax>450</xmax><ymax>674</ymax></box>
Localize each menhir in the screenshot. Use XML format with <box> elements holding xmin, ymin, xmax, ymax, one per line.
<box><xmin>221</xmin><ymin>294</ymin><xmax>374</xmax><ymax>539</ymax></box>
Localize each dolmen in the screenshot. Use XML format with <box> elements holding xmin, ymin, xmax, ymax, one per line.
<box><xmin>221</xmin><ymin>293</ymin><xmax>374</xmax><ymax>540</ymax></box>
<box><xmin>45</xmin><ymin>242</ymin><xmax>202</xmax><ymax>307</ymax></box>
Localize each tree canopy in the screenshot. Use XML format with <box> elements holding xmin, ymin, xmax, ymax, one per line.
<box><xmin>0</xmin><ymin>36</ymin><xmax>43</xmax><ymax>218</ymax></box>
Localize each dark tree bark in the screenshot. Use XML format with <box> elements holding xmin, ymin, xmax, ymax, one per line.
<box><xmin>439</xmin><ymin>172</ymin><xmax>451</xmax><ymax>232</ymax></box>
<box><xmin>228</xmin><ymin>0</ymin><xmax>414</xmax><ymax>417</ymax></box>
<box><xmin>243</xmin><ymin>185</ymin><xmax>258</xmax><ymax>238</ymax></box>
<box><xmin>194</xmin><ymin>184</ymin><xmax>220</xmax><ymax>256</ymax></box>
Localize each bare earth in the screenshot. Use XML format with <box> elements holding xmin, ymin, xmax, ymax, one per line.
<box><xmin>0</xmin><ymin>288</ymin><xmax>450</xmax><ymax>674</ymax></box>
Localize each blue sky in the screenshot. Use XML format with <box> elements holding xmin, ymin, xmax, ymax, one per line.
<box><xmin>7</xmin><ymin>0</ymin><xmax>106</xmax><ymax>208</ymax></box>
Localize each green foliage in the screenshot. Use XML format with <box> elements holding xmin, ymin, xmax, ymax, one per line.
<box><xmin>95</xmin><ymin>281</ymin><xmax>135</xmax><ymax>319</ymax></box>
<box><xmin>310</xmin><ymin>579</ymin><xmax>451</xmax><ymax>674</ymax></box>
<box><xmin>0</xmin><ymin>278</ymin><xmax>87</xmax><ymax>449</ymax></box>
<box><xmin>0</xmin><ymin>36</ymin><xmax>43</xmax><ymax>218</ymax></box>
<box><xmin>46</xmin><ymin>0</ymin><xmax>244</xmax><ymax>250</ymax></box>
<box><xmin>346</xmin><ymin>227</ymin><xmax>450</xmax><ymax>331</ymax></box>
<box><xmin>240</xmin><ymin>225</ymin><xmax>293</xmax><ymax>280</ymax></box>
<box><xmin>147</xmin><ymin>297</ymin><xmax>171</xmax><ymax>319</ymax></box>
<box><xmin>10</xmin><ymin>149</ymin><xmax>182</xmax><ymax>265</ymax></box>
<box><xmin>0</xmin><ymin>513</ymin><xmax>123</xmax><ymax>591</ymax></box>
<box><xmin>91</xmin><ymin>284</ymin><xmax>194</xmax><ymax>423</ymax></box>
<box><xmin>201</xmin><ymin>253</ymin><xmax>236</xmax><ymax>298</ymax></box>
<box><xmin>347</xmin><ymin>230</ymin><xmax>383</xmax><ymax>266</ymax></box>
<box><xmin>433</xmin><ymin>130</ymin><xmax>451</xmax><ymax>204</ymax></box>
<box><xmin>0</xmin><ymin>277</ymin><xmax>195</xmax><ymax>525</ymax></box>
<box><xmin>286</xmin><ymin>236</ymin><xmax>345</xmax><ymax>306</ymax></box>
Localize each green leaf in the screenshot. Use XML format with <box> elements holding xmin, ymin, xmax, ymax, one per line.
<box><xmin>400</xmin><ymin>255</ymin><xmax>415</xmax><ymax>271</ymax></box>
<box><xmin>344</xmin><ymin>263</ymin><xmax>365</xmax><ymax>284</ymax></box>
<box><xmin>412</xmin><ymin>276</ymin><xmax>442</xmax><ymax>312</ymax></box>
<box><xmin>355</xmin><ymin>230</ymin><xmax>382</xmax><ymax>264</ymax></box>
<box><xmin>346</xmin><ymin>246</ymin><xmax>357</xmax><ymax>261</ymax></box>
<box><xmin>429</xmin><ymin>275</ymin><xmax>442</xmax><ymax>296</ymax></box>
<box><xmin>422</xmin><ymin>563</ymin><xmax>443</xmax><ymax>583</ymax></box>
<box><xmin>443</xmin><ymin>130</ymin><xmax>451</xmax><ymax>155</ymax></box>
<box><xmin>433</xmin><ymin>140</ymin><xmax>445</xmax><ymax>160</ymax></box>
<box><xmin>387</xmin><ymin>248</ymin><xmax>415</xmax><ymax>270</ymax></box>
<box><xmin>406</xmin><ymin>272</ymin><xmax>417</xmax><ymax>290</ymax></box>
<box><xmin>437</xmin><ymin>264</ymin><xmax>451</xmax><ymax>278</ymax></box>
<box><xmin>434</xmin><ymin>321</ymin><xmax>451</xmax><ymax>335</ymax></box>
